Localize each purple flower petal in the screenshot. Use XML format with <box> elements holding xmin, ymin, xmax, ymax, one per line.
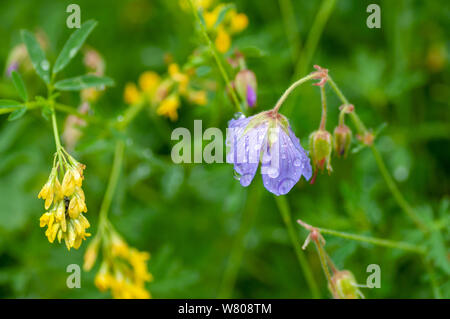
<box><xmin>226</xmin><ymin>115</ymin><xmax>267</xmax><ymax>187</ymax></box>
<box><xmin>260</xmin><ymin>125</ymin><xmax>312</xmax><ymax>195</ymax></box>
<box><xmin>246</xmin><ymin>84</ymin><xmax>257</xmax><ymax>107</ymax></box>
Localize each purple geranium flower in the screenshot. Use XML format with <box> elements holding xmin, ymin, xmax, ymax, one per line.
<box><xmin>226</xmin><ymin>110</ymin><xmax>312</xmax><ymax>195</ymax></box>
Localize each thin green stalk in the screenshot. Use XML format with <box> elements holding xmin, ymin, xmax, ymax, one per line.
<box><xmin>314</xmin><ymin>239</ymin><xmax>335</xmax><ymax>293</ymax></box>
<box><xmin>422</xmin><ymin>257</ymin><xmax>442</xmax><ymax>299</ymax></box>
<box><xmin>273</xmin><ymin>73</ymin><xmax>317</xmax><ymax>112</ymax></box>
<box><xmin>319</xmin><ymin>85</ymin><xmax>327</xmax><ymax>130</ymax></box>
<box><xmin>50</xmin><ymin>109</ymin><xmax>65</xmax><ymax>176</ymax></box>
<box><xmin>98</xmin><ymin>139</ymin><xmax>125</xmax><ymax>230</ymax></box>
<box><xmin>327</xmin><ymin>76</ymin><xmax>429</xmax><ymax>233</ymax></box>
<box><xmin>116</xmin><ymin>100</ymin><xmax>147</xmax><ymax>129</ymax></box>
<box><xmin>315</xmin><ymin>226</ymin><xmax>425</xmax><ymax>254</ymax></box>
<box><xmin>370</xmin><ymin>145</ymin><xmax>428</xmax><ymax>232</ymax></box>
<box><xmin>218</xmin><ymin>184</ymin><xmax>262</xmax><ymax>298</ymax></box>
<box><xmin>187</xmin><ymin>0</ymin><xmax>242</xmax><ymax>113</ymax></box>
<box><xmin>275</xmin><ymin>196</ymin><xmax>320</xmax><ymax>298</ymax></box>
<box><xmin>294</xmin><ymin>0</ymin><xmax>336</xmax><ymax>77</ymax></box>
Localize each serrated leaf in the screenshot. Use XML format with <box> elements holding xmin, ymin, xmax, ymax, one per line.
<box><xmin>54</xmin><ymin>75</ymin><xmax>114</xmax><ymax>91</ymax></box>
<box><xmin>21</xmin><ymin>30</ymin><xmax>50</xmax><ymax>84</ymax></box>
<box><xmin>7</xmin><ymin>106</ymin><xmax>27</xmax><ymax>121</ymax></box>
<box><xmin>53</xmin><ymin>20</ymin><xmax>98</xmax><ymax>74</ymax></box>
<box><xmin>0</xmin><ymin>100</ymin><xmax>22</xmax><ymax>109</ymax></box>
<box><xmin>11</xmin><ymin>71</ymin><xmax>28</xmax><ymax>102</ymax></box>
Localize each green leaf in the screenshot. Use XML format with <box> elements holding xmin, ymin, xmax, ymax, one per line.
<box><xmin>21</xmin><ymin>30</ymin><xmax>50</xmax><ymax>84</ymax></box>
<box><xmin>53</xmin><ymin>20</ymin><xmax>98</xmax><ymax>75</ymax></box>
<box><xmin>11</xmin><ymin>71</ymin><xmax>28</xmax><ymax>102</ymax></box>
<box><xmin>7</xmin><ymin>106</ymin><xmax>27</xmax><ymax>121</ymax></box>
<box><xmin>213</xmin><ymin>4</ymin><xmax>235</xmax><ymax>28</ymax></box>
<box><xmin>54</xmin><ymin>75</ymin><xmax>114</xmax><ymax>91</ymax></box>
<box><xmin>0</xmin><ymin>100</ymin><xmax>22</xmax><ymax>109</ymax></box>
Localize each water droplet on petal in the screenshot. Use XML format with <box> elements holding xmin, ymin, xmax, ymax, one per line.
<box><xmin>278</xmin><ymin>178</ymin><xmax>296</xmax><ymax>195</ymax></box>
<box><xmin>240</xmin><ymin>174</ymin><xmax>253</xmax><ymax>187</ymax></box>
<box><xmin>233</xmin><ymin>112</ymin><xmax>245</xmax><ymax>120</ymax></box>
<box><xmin>294</xmin><ymin>158</ymin><xmax>302</xmax><ymax>167</ymax></box>
<box><xmin>267</xmin><ymin>167</ymin><xmax>279</xmax><ymax>178</ymax></box>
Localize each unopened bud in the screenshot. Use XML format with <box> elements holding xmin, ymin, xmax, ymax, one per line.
<box><xmin>333</xmin><ymin>124</ymin><xmax>352</xmax><ymax>158</ymax></box>
<box><xmin>329</xmin><ymin>270</ymin><xmax>363</xmax><ymax>299</ymax></box>
<box><xmin>235</xmin><ymin>69</ymin><xmax>257</xmax><ymax>107</ymax></box>
<box><xmin>309</xmin><ymin>130</ymin><xmax>333</xmax><ymax>173</ymax></box>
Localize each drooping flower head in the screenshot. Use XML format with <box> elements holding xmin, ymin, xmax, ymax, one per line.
<box><xmin>92</xmin><ymin>231</ymin><xmax>153</xmax><ymax>299</ymax></box>
<box><xmin>226</xmin><ymin>110</ymin><xmax>312</xmax><ymax>195</ymax></box>
<box><xmin>38</xmin><ymin>151</ymin><xmax>90</xmax><ymax>250</ymax></box>
<box><xmin>235</xmin><ymin>69</ymin><xmax>257</xmax><ymax>107</ymax></box>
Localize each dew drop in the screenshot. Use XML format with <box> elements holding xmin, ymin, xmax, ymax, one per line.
<box><xmin>233</xmin><ymin>112</ymin><xmax>245</xmax><ymax>120</ymax></box>
<box><xmin>69</xmin><ymin>48</ymin><xmax>77</xmax><ymax>58</ymax></box>
<box><xmin>240</xmin><ymin>174</ymin><xmax>253</xmax><ymax>187</ymax></box>
<box><xmin>40</xmin><ymin>60</ymin><xmax>50</xmax><ymax>71</ymax></box>
<box><xmin>293</xmin><ymin>158</ymin><xmax>302</xmax><ymax>167</ymax></box>
<box><xmin>267</xmin><ymin>167</ymin><xmax>279</xmax><ymax>178</ymax></box>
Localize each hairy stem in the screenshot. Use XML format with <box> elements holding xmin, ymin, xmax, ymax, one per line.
<box><xmin>315</xmin><ymin>226</ymin><xmax>425</xmax><ymax>254</ymax></box>
<box><xmin>273</xmin><ymin>73</ymin><xmax>317</xmax><ymax>113</ymax></box>
<box><xmin>327</xmin><ymin>76</ymin><xmax>429</xmax><ymax>233</ymax></box>
<box><xmin>319</xmin><ymin>85</ymin><xmax>327</xmax><ymax>130</ymax></box>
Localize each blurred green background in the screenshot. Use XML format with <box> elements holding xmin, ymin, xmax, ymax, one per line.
<box><xmin>0</xmin><ymin>0</ymin><xmax>448</xmax><ymax>298</ymax></box>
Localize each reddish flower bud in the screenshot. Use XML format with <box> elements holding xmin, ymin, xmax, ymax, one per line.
<box><xmin>309</xmin><ymin>129</ymin><xmax>333</xmax><ymax>175</ymax></box>
<box><xmin>235</xmin><ymin>69</ymin><xmax>257</xmax><ymax>107</ymax></box>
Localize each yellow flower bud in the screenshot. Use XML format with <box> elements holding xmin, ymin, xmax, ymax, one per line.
<box><xmin>139</xmin><ymin>71</ymin><xmax>161</xmax><ymax>97</ymax></box>
<box><xmin>215</xmin><ymin>27</ymin><xmax>231</xmax><ymax>53</ymax></box>
<box><xmin>157</xmin><ymin>94</ymin><xmax>180</xmax><ymax>121</ymax></box>
<box><xmin>230</xmin><ymin>13</ymin><xmax>248</xmax><ymax>33</ymax></box>
<box><xmin>124</xmin><ymin>82</ymin><xmax>141</xmax><ymax>104</ymax></box>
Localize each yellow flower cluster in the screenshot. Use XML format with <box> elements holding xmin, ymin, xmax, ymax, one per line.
<box><xmin>123</xmin><ymin>64</ymin><xmax>208</xmax><ymax>121</ymax></box>
<box><xmin>93</xmin><ymin>233</ymin><xmax>153</xmax><ymax>299</ymax></box>
<box><xmin>202</xmin><ymin>3</ymin><xmax>249</xmax><ymax>53</ymax></box>
<box><xmin>38</xmin><ymin>152</ymin><xmax>90</xmax><ymax>250</ymax></box>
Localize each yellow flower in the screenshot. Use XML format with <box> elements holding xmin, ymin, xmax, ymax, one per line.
<box><xmin>93</xmin><ymin>237</ymin><xmax>153</xmax><ymax>299</ymax></box>
<box><xmin>39</xmin><ymin>155</ymin><xmax>90</xmax><ymax>250</ymax></box>
<box><xmin>230</xmin><ymin>13</ymin><xmax>248</xmax><ymax>33</ymax></box>
<box><xmin>139</xmin><ymin>71</ymin><xmax>161</xmax><ymax>97</ymax></box>
<box><xmin>168</xmin><ymin>63</ymin><xmax>190</xmax><ymax>94</ymax></box>
<box><xmin>204</xmin><ymin>11</ymin><xmax>218</xmax><ymax>29</ymax></box>
<box><xmin>188</xmin><ymin>90</ymin><xmax>208</xmax><ymax>106</ymax></box>
<box><xmin>157</xmin><ymin>94</ymin><xmax>180</xmax><ymax>121</ymax></box>
<box><xmin>83</xmin><ymin>236</ymin><xmax>100</xmax><ymax>271</ymax></box>
<box><xmin>124</xmin><ymin>82</ymin><xmax>141</xmax><ymax>104</ymax></box>
<box><xmin>215</xmin><ymin>27</ymin><xmax>231</xmax><ymax>53</ymax></box>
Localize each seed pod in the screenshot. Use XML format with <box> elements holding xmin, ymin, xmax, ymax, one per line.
<box><xmin>309</xmin><ymin>129</ymin><xmax>333</xmax><ymax>173</ymax></box>
<box><xmin>333</xmin><ymin>124</ymin><xmax>352</xmax><ymax>158</ymax></box>
<box><xmin>329</xmin><ymin>270</ymin><xmax>363</xmax><ymax>299</ymax></box>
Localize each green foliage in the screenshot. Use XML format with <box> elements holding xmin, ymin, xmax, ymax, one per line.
<box><xmin>0</xmin><ymin>0</ymin><xmax>448</xmax><ymax>299</ymax></box>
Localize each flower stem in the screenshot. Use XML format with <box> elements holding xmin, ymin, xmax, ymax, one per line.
<box><xmin>273</xmin><ymin>73</ymin><xmax>317</xmax><ymax>113</ymax></box>
<box><xmin>326</xmin><ymin>76</ymin><xmax>429</xmax><ymax>233</ymax></box>
<box><xmin>313</xmin><ymin>238</ymin><xmax>335</xmax><ymax>294</ymax></box>
<box><xmin>187</xmin><ymin>0</ymin><xmax>242</xmax><ymax>113</ymax></box>
<box><xmin>98</xmin><ymin>139</ymin><xmax>125</xmax><ymax>231</ymax></box>
<box><xmin>315</xmin><ymin>226</ymin><xmax>425</xmax><ymax>254</ymax></box>
<box><xmin>319</xmin><ymin>85</ymin><xmax>327</xmax><ymax>130</ymax></box>
<box><xmin>275</xmin><ymin>196</ymin><xmax>320</xmax><ymax>298</ymax></box>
